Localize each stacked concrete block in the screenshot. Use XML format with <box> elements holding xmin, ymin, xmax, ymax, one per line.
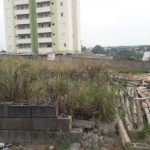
<box><xmin>0</xmin><ymin>103</ymin><xmax>81</xmax><ymax>143</ymax></box>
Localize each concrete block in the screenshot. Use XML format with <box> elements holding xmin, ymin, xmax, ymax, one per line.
<box><xmin>9</xmin><ymin>130</ymin><xmax>31</xmax><ymax>143</ymax></box>
<box><xmin>0</xmin><ymin>105</ymin><xmax>8</xmax><ymax>117</ymax></box>
<box><xmin>32</xmin><ymin>131</ymin><xmax>56</xmax><ymax>143</ymax></box>
<box><xmin>32</xmin><ymin>105</ymin><xmax>58</xmax><ymax>118</ymax></box>
<box><xmin>32</xmin><ymin>131</ymin><xmax>46</xmax><ymax>143</ymax></box>
<box><xmin>73</xmin><ymin>120</ymin><xmax>95</xmax><ymax>128</ymax></box>
<box><xmin>22</xmin><ymin>118</ymin><xmax>45</xmax><ymax>130</ymax></box>
<box><xmin>132</xmin><ymin>143</ymin><xmax>150</xmax><ymax>149</ymax></box>
<box><xmin>56</xmin><ymin>131</ymin><xmax>81</xmax><ymax>143</ymax></box>
<box><xmin>0</xmin><ymin>130</ymin><xmax>9</xmax><ymax>142</ymax></box>
<box><xmin>0</xmin><ymin>118</ymin><xmax>22</xmax><ymax>130</ymax></box>
<box><xmin>46</xmin><ymin>116</ymin><xmax>72</xmax><ymax>131</ymax></box>
<box><xmin>9</xmin><ymin>105</ymin><xmax>31</xmax><ymax>118</ymax></box>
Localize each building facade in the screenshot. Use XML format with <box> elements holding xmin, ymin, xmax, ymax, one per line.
<box><xmin>3</xmin><ymin>0</ymin><xmax>81</xmax><ymax>54</ymax></box>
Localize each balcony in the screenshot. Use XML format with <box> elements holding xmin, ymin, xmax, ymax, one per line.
<box><xmin>17</xmin><ymin>48</ymin><xmax>32</xmax><ymax>53</ymax></box>
<box><xmin>36</xmin><ymin>7</ymin><xmax>50</xmax><ymax>13</ymax></box>
<box><xmin>14</xmin><ymin>0</ymin><xmax>29</xmax><ymax>5</ymax></box>
<box><xmin>38</xmin><ymin>38</ymin><xmax>52</xmax><ymax>43</ymax></box>
<box><xmin>37</xmin><ymin>17</ymin><xmax>51</xmax><ymax>23</ymax></box>
<box><xmin>15</xmin><ymin>9</ymin><xmax>29</xmax><ymax>15</ymax></box>
<box><xmin>15</xmin><ymin>19</ymin><xmax>30</xmax><ymax>25</ymax></box>
<box><xmin>16</xmin><ymin>39</ymin><xmax>31</xmax><ymax>44</ymax></box>
<box><xmin>16</xmin><ymin>29</ymin><xmax>30</xmax><ymax>34</ymax></box>
<box><xmin>38</xmin><ymin>48</ymin><xmax>53</xmax><ymax>54</ymax></box>
<box><xmin>36</xmin><ymin>0</ymin><xmax>50</xmax><ymax>3</ymax></box>
<box><xmin>37</xmin><ymin>28</ymin><xmax>52</xmax><ymax>33</ymax></box>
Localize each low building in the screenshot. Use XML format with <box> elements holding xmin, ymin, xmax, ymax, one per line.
<box><xmin>142</xmin><ymin>52</ymin><xmax>150</xmax><ymax>61</ymax></box>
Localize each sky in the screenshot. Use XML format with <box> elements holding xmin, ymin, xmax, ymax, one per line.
<box><xmin>0</xmin><ymin>0</ymin><xmax>150</xmax><ymax>49</ymax></box>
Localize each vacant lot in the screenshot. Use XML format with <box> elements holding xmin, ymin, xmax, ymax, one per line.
<box><xmin>0</xmin><ymin>57</ymin><xmax>117</xmax><ymax>122</ymax></box>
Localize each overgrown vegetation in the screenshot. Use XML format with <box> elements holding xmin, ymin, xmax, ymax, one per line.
<box><xmin>112</xmin><ymin>67</ymin><xmax>150</xmax><ymax>74</ymax></box>
<box><xmin>128</xmin><ymin>122</ymin><xmax>150</xmax><ymax>144</ymax></box>
<box><xmin>0</xmin><ymin>57</ymin><xmax>117</xmax><ymax>122</ymax></box>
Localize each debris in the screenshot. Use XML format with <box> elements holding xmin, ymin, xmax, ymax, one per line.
<box><xmin>70</xmin><ymin>143</ymin><xmax>81</xmax><ymax>150</ymax></box>
<box><xmin>132</xmin><ymin>143</ymin><xmax>150</xmax><ymax>149</ymax></box>
<box><xmin>49</xmin><ymin>146</ymin><xmax>54</xmax><ymax>150</ymax></box>
<box><xmin>0</xmin><ymin>143</ymin><xmax>5</xmax><ymax>148</ymax></box>
<box><xmin>135</xmin><ymin>91</ymin><xmax>144</xmax><ymax>131</ymax></box>
<box><xmin>101</xmin><ymin>147</ymin><xmax>108</xmax><ymax>150</ymax></box>
<box><xmin>142</xmin><ymin>102</ymin><xmax>150</xmax><ymax>124</ymax></box>
<box><xmin>116</xmin><ymin>113</ymin><xmax>131</xmax><ymax>148</ymax></box>
<box><xmin>73</xmin><ymin>120</ymin><xmax>95</xmax><ymax>129</ymax></box>
<box><xmin>101</xmin><ymin>129</ymin><xmax>108</xmax><ymax>136</ymax></box>
<box><xmin>82</xmin><ymin>134</ymin><xmax>93</xmax><ymax>141</ymax></box>
<box><xmin>93</xmin><ymin>128</ymin><xmax>98</xmax><ymax>133</ymax></box>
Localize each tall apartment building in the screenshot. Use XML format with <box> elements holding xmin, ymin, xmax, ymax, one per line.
<box><xmin>3</xmin><ymin>0</ymin><xmax>81</xmax><ymax>54</ymax></box>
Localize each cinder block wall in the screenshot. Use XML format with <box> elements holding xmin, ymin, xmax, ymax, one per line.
<box><xmin>0</xmin><ymin>104</ymin><xmax>80</xmax><ymax>143</ymax></box>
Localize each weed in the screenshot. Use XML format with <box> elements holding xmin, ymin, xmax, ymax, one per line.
<box><xmin>112</xmin><ymin>67</ymin><xmax>150</xmax><ymax>74</ymax></box>
<box><xmin>0</xmin><ymin>57</ymin><xmax>117</xmax><ymax>122</ymax></box>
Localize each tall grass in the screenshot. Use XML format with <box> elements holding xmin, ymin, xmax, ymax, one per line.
<box><xmin>0</xmin><ymin>57</ymin><xmax>117</xmax><ymax>122</ymax></box>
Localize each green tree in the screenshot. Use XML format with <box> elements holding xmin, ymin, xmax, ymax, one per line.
<box><xmin>146</xmin><ymin>46</ymin><xmax>150</xmax><ymax>51</ymax></box>
<box><xmin>92</xmin><ymin>45</ymin><xmax>104</xmax><ymax>54</ymax></box>
<box><xmin>110</xmin><ymin>48</ymin><xmax>118</xmax><ymax>52</ymax></box>
<box><xmin>81</xmin><ymin>46</ymin><xmax>87</xmax><ymax>51</ymax></box>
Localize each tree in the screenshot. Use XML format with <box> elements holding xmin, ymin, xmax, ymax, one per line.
<box><xmin>146</xmin><ymin>46</ymin><xmax>150</xmax><ymax>51</ymax></box>
<box><xmin>110</xmin><ymin>48</ymin><xmax>118</xmax><ymax>52</ymax></box>
<box><xmin>92</xmin><ymin>45</ymin><xmax>104</xmax><ymax>54</ymax></box>
<box><xmin>81</xmin><ymin>45</ymin><xmax>87</xmax><ymax>51</ymax></box>
<box><xmin>139</xmin><ymin>46</ymin><xmax>144</xmax><ymax>50</ymax></box>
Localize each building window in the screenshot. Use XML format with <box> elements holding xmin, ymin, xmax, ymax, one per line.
<box><xmin>61</xmin><ymin>12</ymin><xmax>65</xmax><ymax>17</ymax></box>
<box><xmin>47</xmin><ymin>43</ymin><xmax>52</xmax><ymax>47</ymax></box>
<box><xmin>47</xmin><ymin>34</ymin><xmax>51</xmax><ymax>37</ymax></box>
<box><xmin>62</xmin><ymin>43</ymin><xmax>66</xmax><ymax>47</ymax></box>
<box><xmin>60</xmin><ymin>2</ymin><xmax>64</xmax><ymax>6</ymax></box>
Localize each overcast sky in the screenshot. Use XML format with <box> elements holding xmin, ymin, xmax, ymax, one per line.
<box><xmin>0</xmin><ymin>0</ymin><xmax>150</xmax><ymax>49</ymax></box>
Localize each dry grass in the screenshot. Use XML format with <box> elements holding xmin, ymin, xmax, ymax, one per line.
<box><xmin>0</xmin><ymin>56</ymin><xmax>117</xmax><ymax>122</ymax></box>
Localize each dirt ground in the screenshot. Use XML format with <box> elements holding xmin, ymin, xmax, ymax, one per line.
<box><xmin>9</xmin><ymin>144</ymin><xmax>46</xmax><ymax>150</ymax></box>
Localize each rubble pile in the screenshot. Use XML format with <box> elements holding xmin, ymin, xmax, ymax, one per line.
<box><xmin>116</xmin><ymin>74</ymin><xmax>150</xmax><ymax>149</ymax></box>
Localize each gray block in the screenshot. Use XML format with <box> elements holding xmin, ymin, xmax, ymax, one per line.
<box><xmin>32</xmin><ymin>131</ymin><xmax>56</xmax><ymax>143</ymax></box>
<box><xmin>46</xmin><ymin>116</ymin><xmax>72</xmax><ymax>131</ymax></box>
<box><xmin>56</xmin><ymin>131</ymin><xmax>81</xmax><ymax>143</ymax></box>
<box><xmin>22</xmin><ymin>118</ymin><xmax>45</xmax><ymax>130</ymax></box>
<box><xmin>73</xmin><ymin>119</ymin><xmax>95</xmax><ymax>128</ymax></box>
<box><xmin>32</xmin><ymin>131</ymin><xmax>47</xmax><ymax>143</ymax></box>
<box><xmin>0</xmin><ymin>118</ymin><xmax>22</xmax><ymax>130</ymax></box>
<box><xmin>0</xmin><ymin>105</ymin><xmax>8</xmax><ymax>117</ymax></box>
<box><xmin>9</xmin><ymin>105</ymin><xmax>31</xmax><ymax>117</ymax></box>
<box><xmin>32</xmin><ymin>105</ymin><xmax>58</xmax><ymax>118</ymax></box>
<box><xmin>9</xmin><ymin>130</ymin><xmax>31</xmax><ymax>143</ymax></box>
<box><xmin>0</xmin><ymin>130</ymin><xmax>9</xmax><ymax>142</ymax></box>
